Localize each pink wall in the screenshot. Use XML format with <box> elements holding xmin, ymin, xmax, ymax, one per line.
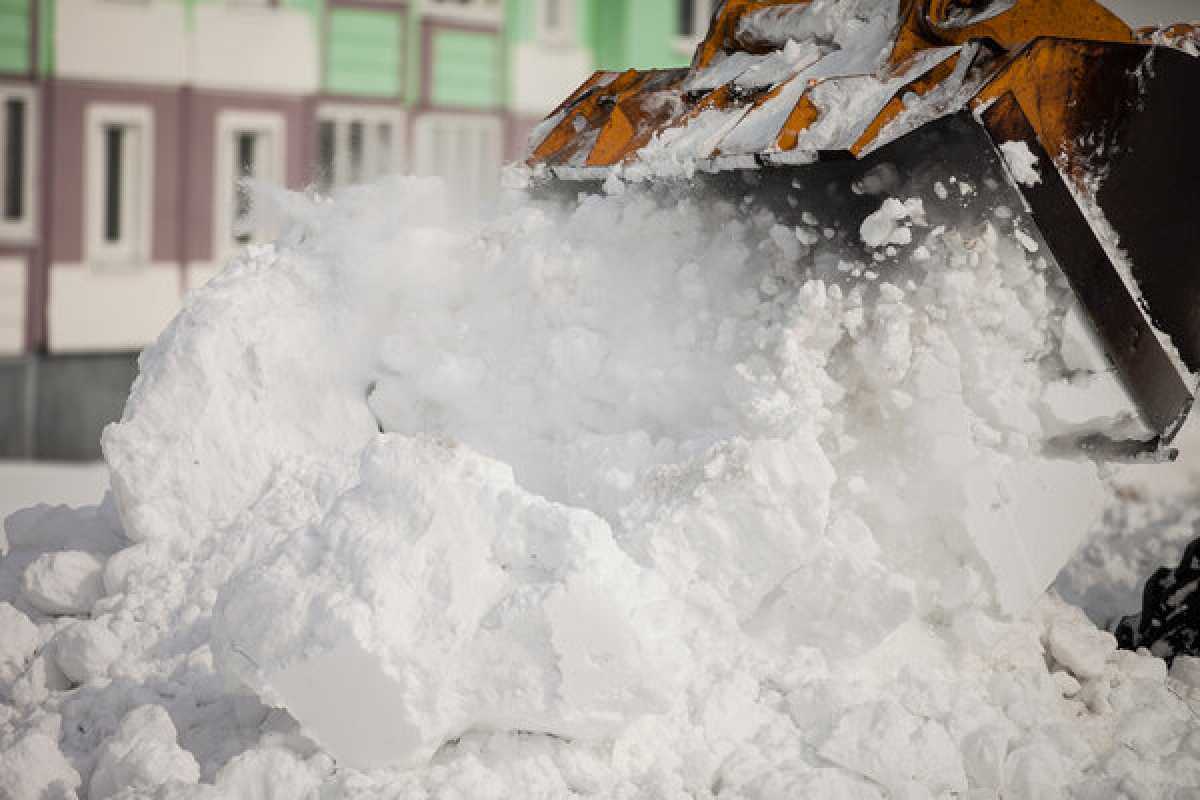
<box><xmin>47</xmin><ymin>82</ymin><xmax>313</xmax><ymax>269</ymax></box>
<box><xmin>507</xmin><ymin>114</ymin><xmax>543</xmax><ymax>163</ymax></box>
<box><xmin>46</xmin><ymin>81</ymin><xmax>184</xmax><ymax>266</ymax></box>
<box><xmin>182</xmin><ymin>90</ymin><xmax>312</xmax><ymax>264</ymax></box>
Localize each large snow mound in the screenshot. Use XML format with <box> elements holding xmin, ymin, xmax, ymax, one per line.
<box><xmin>0</xmin><ymin>170</ymin><xmax>1197</xmax><ymax>798</ymax></box>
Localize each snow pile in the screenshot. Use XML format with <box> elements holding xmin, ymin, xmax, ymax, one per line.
<box><xmin>0</xmin><ymin>169</ymin><xmax>1197</xmax><ymax>797</ymax></box>
<box><xmin>216</xmin><ymin>437</ymin><xmax>687</xmax><ymax>770</ymax></box>
<box><xmin>88</xmin><ymin>705</ymin><xmax>200</xmax><ymax>799</ymax></box>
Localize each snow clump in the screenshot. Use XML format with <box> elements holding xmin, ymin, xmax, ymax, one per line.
<box><xmin>52</xmin><ymin>620</ymin><xmax>123</xmax><ymax>686</ymax></box>
<box><xmin>21</xmin><ymin>550</ymin><xmax>106</xmax><ymax>617</ymax></box>
<box><xmin>0</xmin><ymin>603</ymin><xmax>39</xmax><ymax>688</ymax></box>
<box><xmin>88</xmin><ymin>705</ymin><xmax>201</xmax><ymax>799</ymax></box>
<box><xmin>999</xmin><ymin>140</ymin><xmax>1042</xmax><ymax>188</ymax></box>
<box><xmin>0</xmin><ymin>166</ymin><xmax>1196</xmax><ymax>797</ymax></box>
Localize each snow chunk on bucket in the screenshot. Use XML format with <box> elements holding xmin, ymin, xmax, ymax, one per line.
<box><xmin>213</xmin><ymin>436</ymin><xmax>688</xmax><ymax>770</ymax></box>
<box><xmin>999</xmin><ymin>141</ymin><xmax>1042</xmax><ymax>188</ymax></box>
<box><xmin>859</xmin><ymin>197</ymin><xmax>925</xmax><ymax>248</ymax></box>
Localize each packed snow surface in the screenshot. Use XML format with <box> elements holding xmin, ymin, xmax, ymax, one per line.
<box><xmin>0</xmin><ymin>162</ymin><xmax>1197</xmax><ymax>798</ymax></box>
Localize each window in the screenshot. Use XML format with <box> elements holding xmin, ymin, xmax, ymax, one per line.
<box><xmin>413</xmin><ymin>113</ymin><xmax>502</xmax><ymax>208</ymax></box>
<box><xmin>678</xmin><ymin>0</ymin><xmax>714</xmax><ymax>40</ymax></box>
<box><xmin>4</xmin><ymin>101</ymin><xmax>25</xmax><ymax>222</ymax></box>
<box><xmin>214</xmin><ymin>111</ymin><xmax>284</xmax><ymax>256</ymax></box>
<box><xmin>86</xmin><ymin>104</ymin><xmax>153</xmax><ymax>266</ymax></box>
<box><xmin>537</xmin><ymin>0</ymin><xmax>575</xmax><ymax>45</ymax></box>
<box><xmin>0</xmin><ymin>86</ymin><xmax>35</xmax><ymax>241</ymax></box>
<box><xmin>315</xmin><ymin>106</ymin><xmax>405</xmax><ymax>192</ymax></box>
<box><xmin>233</xmin><ymin>132</ymin><xmax>257</xmax><ymax>245</ymax></box>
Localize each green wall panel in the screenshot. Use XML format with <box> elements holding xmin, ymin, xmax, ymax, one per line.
<box><xmin>587</xmin><ymin>0</ymin><xmax>627</xmax><ymax>71</ymax></box>
<box><xmin>326</xmin><ymin>9</ymin><xmax>403</xmax><ymax>97</ymax></box>
<box><xmin>506</xmin><ymin>0</ymin><xmax>534</xmax><ymax>43</ymax></box>
<box><xmin>583</xmin><ymin>0</ymin><xmax>689</xmax><ymax>72</ymax></box>
<box><xmin>282</xmin><ymin>0</ymin><xmax>322</xmax><ymax>15</ymax></box>
<box><xmin>627</xmin><ymin>0</ymin><xmax>689</xmax><ymax>69</ymax></box>
<box><xmin>0</xmin><ymin>0</ymin><xmax>31</xmax><ymax>74</ymax></box>
<box><xmin>37</xmin><ymin>0</ymin><xmax>51</xmax><ymax>75</ymax></box>
<box><xmin>431</xmin><ymin>29</ymin><xmax>501</xmax><ymax>109</ymax></box>
<box><xmin>405</xmin><ymin>9</ymin><xmax>421</xmax><ymax>106</ymax></box>
<box><xmin>575</xmin><ymin>0</ymin><xmax>592</xmax><ymax>48</ymax></box>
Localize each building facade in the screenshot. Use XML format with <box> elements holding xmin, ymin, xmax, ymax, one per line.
<box><xmin>0</xmin><ymin>0</ymin><xmax>40</xmax><ymax>359</ymax></box>
<box><xmin>0</xmin><ymin>0</ymin><xmax>700</xmax><ymax>458</ymax></box>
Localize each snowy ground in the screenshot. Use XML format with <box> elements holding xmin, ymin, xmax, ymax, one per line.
<box><xmin>0</xmin><ymin>462</ymin><xmax>109</xmax><ymax>524</ymax></box>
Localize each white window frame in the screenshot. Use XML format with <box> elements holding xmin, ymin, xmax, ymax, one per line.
<box><xmin>675</xmin><ymin>0</ymin><xmax>715</xmax><ymax>54</ymax></box>
<box><xmin>423</xmin><ymin>0</ymin><xmax>503</xmax><ymax>25</ymax></box>
<box><xmin>536</xmin><ymin>0</ymin><xmax>576</xmax><ymax>46</ymax></box>
<box><xmin>412</xmin><ymin>112</ymin><xmax>503</xmax><ymax>207</ymax></box>
<box><xmin>0</xmin><ymin>84</ymin><xmax>37</xmax><ymax>243</ymax></box>
<box><xmin>212</xmin><ymin>110</ymin><xmax>286</xmax><ymax>261</ymax></box>
<box><xmin>84</xmin><ymin>103</ymin><xmax>154</xmax><ymax>269</ymax></box>
<box><xmin>315</xmin><ymin>104</ymin><xmax>406</xmax><ymax>191</ymax></box>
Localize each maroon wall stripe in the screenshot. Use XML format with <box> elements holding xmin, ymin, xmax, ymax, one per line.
<box><xmin>507</xmin><ymin>114</ymin><xmax>543</xmax><ymax>163</ymax></box>
<box><xmin>177</xmin><ymin>86</ymin><xmax>192</xmax><ymax>292</ymax></box>
<box><xmin>183</xmin><ymin>90</ymin><xmax>310</xmax><ymax>264</ymax></box>
<box><xmin>47</xmin><ymin>81</ymin><xmax>183</xmax><ymax>266</ymax></box>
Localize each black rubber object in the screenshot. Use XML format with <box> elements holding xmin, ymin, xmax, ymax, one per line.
<box><xmin>1117</xmin><ymin>536</ymin><xmax>1200</xmax><ymax>664</ymax></box>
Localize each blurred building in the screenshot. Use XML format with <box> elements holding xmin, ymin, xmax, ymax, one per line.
<box><xmin>0</xmin><ymin>0</ymin><xmax>699</xmax><ymax>459</ymax></box>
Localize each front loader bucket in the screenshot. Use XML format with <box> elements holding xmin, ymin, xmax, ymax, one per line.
<box><xmin>528</xmin><ymin>0</ymin><xmax>1200</xmax><ymax>457</ymax></box>
<box><xmin>533</xmin><ymin>38</ymin><xmax>1200</xmax><ymax>457</ymax></box>
<box><xmin>978</xmin><ymin>40</ymin><xmax>1200</xmax><ymax>451</ymax></box>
